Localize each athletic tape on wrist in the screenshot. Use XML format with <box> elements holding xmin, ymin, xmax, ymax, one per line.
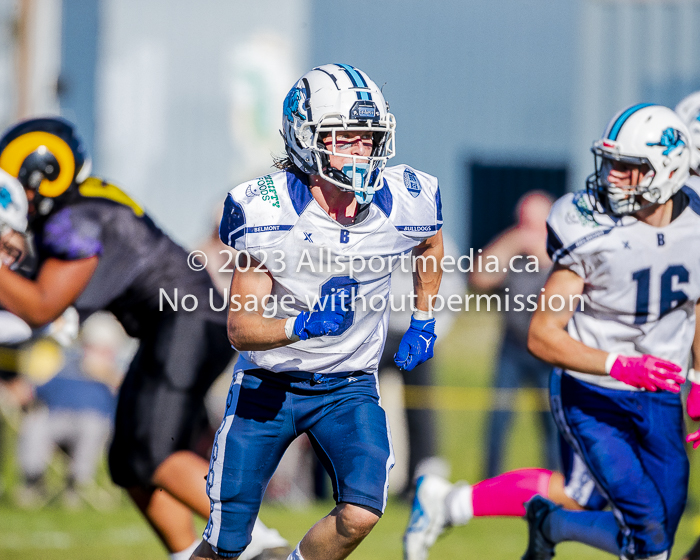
<box><xmin>413</xmin><ymin>308</ymin><xmax>433</xmax><ymax>321</ymax></box>
<box><xmin>285</xmin><ymin>316</ymin><xmax>300</xmax><ymax>342</ymax></box>
<box><xmin>688</xmin><ymin>368</ymin><xmax>700</xmax><ymax>383</ymax></box>
<box><xmin>605</xmin><ymin>353</ymin><xmax>619</xmax><ymax>375</ymax></box>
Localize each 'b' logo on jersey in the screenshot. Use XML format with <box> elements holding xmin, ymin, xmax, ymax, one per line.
<box><xmin>340</xmin><ymin>230</ymin><xmax>350</xmax><ymax>244</ymax></box>
<box><xmin>657</xmin><ymin>233</ymin><xmax>665</xmax><ymax>246</ymax></box>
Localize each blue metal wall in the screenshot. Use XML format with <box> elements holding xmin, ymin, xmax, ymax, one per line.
<box><xmin>310</xmin><ymin>0</ymin><xmax>577</xmax><ymax>250</ymax></box>
<box><xmin>60</xmin><ymin>0</ymin><xmax>309</xmax><ymax>246</ymax></box>
<box><xmin>59</xmin><ymin>0</ymin><xmax>99</xmax><ymax>156</ymax></box>
<box><xmin>56</xmin><ymin>0</ymin><xmax>700</xmax><ymax>248</ymax></box>
<box><xmin>311</xmin><ymin>0</ymin><xmax>700</xmax><ymax>250</ymax></box>
<box><xmin>571</xmin><ymin>1</ymin><xmax>700</xmax><ymax>196</ymax></box>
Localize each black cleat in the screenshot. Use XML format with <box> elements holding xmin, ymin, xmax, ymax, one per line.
<box><xmin>522</xmin><ymin>495</ymin><xmax>559</xmax><ymax>560</ymax></box>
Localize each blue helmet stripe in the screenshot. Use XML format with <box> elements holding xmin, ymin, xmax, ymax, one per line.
<box><xmin>336</xmin><ymin>63</ymin><xmax>368</xmax><ymax>88</ymax></box>
<box><xmin>607</xmin><ymin>103</ymin><xmax>655</xmax><ymax>140</ymax></box>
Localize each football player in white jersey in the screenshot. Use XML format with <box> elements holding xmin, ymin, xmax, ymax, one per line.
<box><xmin>192</xmin><ymin>64</ymin><xmax>444</xmax><ymax>560</ymax></box>
<box><xmin>0</xmin><ymin>168</ymin><xmax>31</xmax><ymax>343</ymax></box>
<box><xmin>514</xmin><ymin>103</ymin><xmax>699</xmax><ymax>560</ymax></box>
<box><xmin>674</xmin><ymin>90</ymin><xmax>700</xmax><ymax>560</ymax></box>
<box><xmin>675</xmin><ymin>90</ymin><xmax>700</xmax><ymax>182</ymax></box>
<box><xmin>0</xmin><ymin>170</ymin><xmax>34</xmax><ymax>404</ymax></box>
<box><xmin>404</xmin><ymin>103</ymin><xmax>700</xmax><ymax>560</ymax></box>
<box><xmin>0</xmin><ymin>168</ymin><xmax>28</xmax><ymax>276</ymax></box>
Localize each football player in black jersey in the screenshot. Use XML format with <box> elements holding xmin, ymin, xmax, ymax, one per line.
<box><xmin>0</xmin><ymin>117</ymin><xmax>289</xmax><ymax>560</ymax></box>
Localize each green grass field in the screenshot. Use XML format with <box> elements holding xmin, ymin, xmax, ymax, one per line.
<box><xmin>1</xmin><ymin>309</ymin><xmax>700</xmax><ymax>559</ymax></box>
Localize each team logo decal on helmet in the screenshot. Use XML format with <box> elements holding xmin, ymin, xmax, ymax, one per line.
<box><xmin>0</xmin><ymin>117</ymin><xmax>91</xmax><ymax>202</ymax></box>
<box><xmin>0</xmin><ymin>168</ymin><xmax>28</xmax><ymax>234</ymax></box>
<box><xmin>586</xmin><ymin>104</ymin><xmax>691</xmax><ymax>216</ymax></box>
<box><xmin>281</xmin><ymin>63</ymin><xmax>396</xmax><ymax>204</ymax></box>
<box><xmin>283</xmin><ymin>87</ymin><xmax>307</xmax><ymax>124</ymax></box>
<box><xmin>646</xmin><ymin>127</ymin><xmax>686</xmax><ymax>156</ymax></box>
<box><xmin>0</xmin><ymin>186</ymin><xmax>14</xmax><ymax>209</ymax></box>
<box><xmin>0</xmin><ymin>171</ymin><xmax>28</xmax><ymax>269</ymax></box>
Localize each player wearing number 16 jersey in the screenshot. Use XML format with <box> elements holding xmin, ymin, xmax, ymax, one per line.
<box><xmin>193</xmin><ymin>64</ymin><xmax>444</xmax><ymax>560</ymax></box>
<box><xmin>404</xmin><ymin>105</ymin><xmax>700</xmax><ymax>560</ymax></box>
<box><xmin>520</xmin><ymin>104</ymin><xmax>700</xmax><ymax>560</ymax></box>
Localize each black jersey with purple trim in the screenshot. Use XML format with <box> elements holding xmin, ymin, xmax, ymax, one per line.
<box><xmin>32</xmin><ymin>177</ymin><xmax>223</xmax><ymax>337</ymax></box>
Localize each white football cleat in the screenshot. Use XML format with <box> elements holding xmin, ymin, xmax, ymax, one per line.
<box><xmin>239</xmin><ymin>519</ymin><xmax>291</xmax><ymax>560</ymax></box>
<box><xmin>403</xmin><ymin>474</ymin><xmax>454</xmax><ymax>560</ymax></box>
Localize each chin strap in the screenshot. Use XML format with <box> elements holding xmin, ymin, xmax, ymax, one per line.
<box><xmin>342</xmin><ymin>163</ymin><xmax>373</xmax><ymax>203</ymax></box>
<box><xmin>322</xmin><ymin>162</ymin><xmax>375</xmax><ymax>203</ymax></box>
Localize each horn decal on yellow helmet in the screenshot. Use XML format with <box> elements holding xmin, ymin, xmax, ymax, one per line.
<box><xmin>0</xmin><ymin>131</ymin><xmax>75</xmax><ymax>198</ymax></box>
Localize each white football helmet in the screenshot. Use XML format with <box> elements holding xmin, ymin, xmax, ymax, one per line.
<box><xmin>587</xmin><ymin>103</ymin><xmax>691</xmax><ymax>216</ymax></box>
<box><xmin>675</xmin><ymin>90</ymin><xmax>700</xmax><ymax>175</ymax></box>
<box><xmin>281</xmin><ymin>63</ymin><xmax>396</xmax><ymax>203</ymax></box>
<box><xmin>0</xmin><ymin>168</ymin><xmax>28</xmax><ymax>233</ymax></box>
<box><xmin>0</xmin><ymin>168</ymin><xmax>29</xmax><ymax>269</ymax></box>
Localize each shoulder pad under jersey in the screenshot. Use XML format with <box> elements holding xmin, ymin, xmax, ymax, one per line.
<box><xmin>378</xmin><ymin>164</ymin><xmax>442</xmax><ymax>239</ymax></box>
<box><xmin>546</xmin><ymin>190</ymin><xmax>616</xmax><ymax>272</ymax></box>
<box><xmin>219</xmin><ymin>170</ymin><xmax>307</xmax><ymax>251</ymax></box>
<box><xmin>681</xmin><ymin>176</ymin><xmax>700</xmax><ymax>215</ymax></box>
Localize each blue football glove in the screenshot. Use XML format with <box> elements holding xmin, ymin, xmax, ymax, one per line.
<box><xmin>293</xmin><ymin>291</ymin><xmax>352</xmax><ymax>341</ymax></box>
<box><xmin>393</xmin><ymin>316</ymin><xmax>437</xmax><ymax>371</ymax></box>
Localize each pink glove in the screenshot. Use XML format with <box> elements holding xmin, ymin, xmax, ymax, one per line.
<box><xmin>608</xmin><ymin>354</ymin><xmax>683</xmax><ymax>393</ymax></box>
<box><xmin>686</xmin><ymin>380</ymin><xmax>700</xmax><ymax>449</ymax></box>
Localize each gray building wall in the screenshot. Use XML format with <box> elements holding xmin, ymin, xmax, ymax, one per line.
<box><xmin>0</xmin><ymin>0</ymin><xmax>18</xmax><ymax>128</ymax></box>
<box><xmin>59</xmin><ymin>0</ymin><xmax>99</xmax><ymax>152</ymax></box>
<box><xmin>91</xmin><ymin>0</ymin><xmax>309</xmax><ymax>246</ymax></box>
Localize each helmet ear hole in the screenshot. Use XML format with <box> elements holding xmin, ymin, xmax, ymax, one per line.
<box><xmin>18</xmin><ymin>148</ymin><xmax>61</xmax><ymax>191</ymax></box>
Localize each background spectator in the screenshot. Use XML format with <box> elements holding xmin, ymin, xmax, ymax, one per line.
<box><xmin>469</xmin><ymin>191</ymin><xmax>559</xmax><ymax>477</ymax></box>
<box><xmin>15</xmin><ymin>312</ymin><xmax>132</xmax><ymax>509</ymax></box>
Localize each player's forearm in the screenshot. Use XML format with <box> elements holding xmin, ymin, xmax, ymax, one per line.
<box><xmin>413</xmin><ymin>232</ymin><xmax>444</xmax><ymax>313</ymax></box>
<box><xmin>527</xmin><ymin>322</ymin><xmax>608</xmax><ymax>375</ymax></box>
<box><xmin>414</xmin><ymin>270</ymin><xmax>443</xmax><ymax>313</ymax></box>
<box><xmin>0</xmin><ymin>268</ymin><xmax>62</xmax><ymax>327</ymax></box>
<box><xmin>227</xmin><ymin>312</ymin><xmax>290</xmax><ymax>351</ymax></box>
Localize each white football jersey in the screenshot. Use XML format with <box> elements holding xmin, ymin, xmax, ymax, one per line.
<box><xmin>547</xmin><ymin>178</ymin><xmax>700</xmax><ymax>390</ymax></box>
<box><xmin>219</xmin><ymin>165</ymin><xmax>442</xmax><ymax>375</ymax></box>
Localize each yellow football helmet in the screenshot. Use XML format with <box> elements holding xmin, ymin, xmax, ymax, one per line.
<box><xmin>0</xmin><ymin>117</ymin><xmax>91</xmax><ymax>200</ymax></box>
